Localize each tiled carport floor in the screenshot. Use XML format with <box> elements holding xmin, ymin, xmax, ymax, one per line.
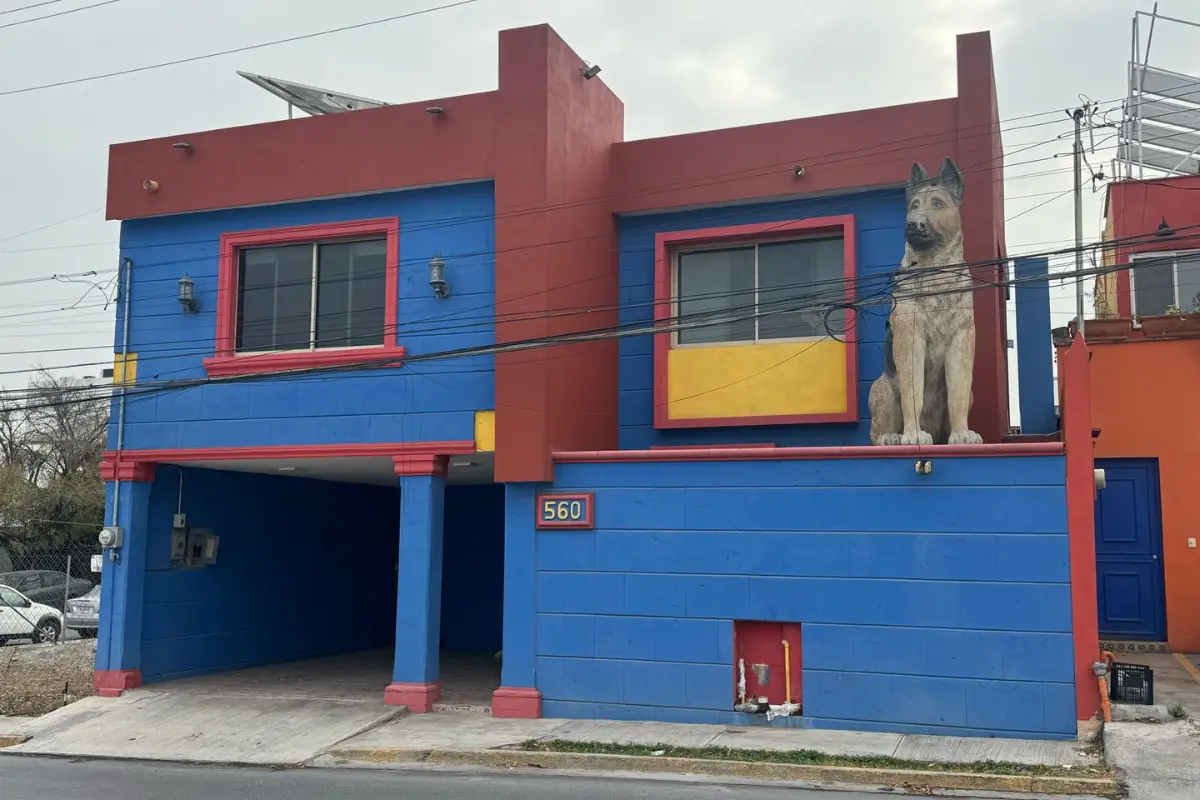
<box><xmin>157</xmin><ymin>649</ymin><xmax>500</xmax><ymax>710</ymax></box>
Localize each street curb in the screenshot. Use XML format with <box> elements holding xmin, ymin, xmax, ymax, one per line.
<box><xmin>325</xmin><ymin>747</ymin><xmax>1123</xmax><ymax>796</ymax></box>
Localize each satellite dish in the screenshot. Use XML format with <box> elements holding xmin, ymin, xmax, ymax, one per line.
<box><xmin>237</xmin><ymin>71</ymin><xmax>390</xmax><ymax>117</ymax></box>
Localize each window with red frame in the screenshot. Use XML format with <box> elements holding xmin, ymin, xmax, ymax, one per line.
<box><xmin>235</xmin><ymin>237</ymin><xmax>388</xmax><ymax>353</ymax></box>
<box><xmin>674</xmin><ymin>235</ymin><xmax>845</xmax><ymax>346</ymax></box>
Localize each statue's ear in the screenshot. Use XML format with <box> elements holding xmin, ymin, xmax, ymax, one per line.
<box><xmin>908</xmin><ymin>162</ymin><xmax>929</xmax><ymax>188</ymax></box>
<box><xmin>937</xmin><ymin>157</ymin><xmax>963</xmax><ymax>202</ymax></box>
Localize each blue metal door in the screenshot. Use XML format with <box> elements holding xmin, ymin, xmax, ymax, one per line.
<box><xmin>1094</xmin><ymin>459</ymin><xmax>1167</xmax><ymax>641</ymax></box>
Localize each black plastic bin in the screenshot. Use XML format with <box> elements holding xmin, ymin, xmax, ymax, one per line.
<box><xmin>1109</xmin><ymin>662</ymin><xmax>1154</xmax><ymax>705</ymax></box>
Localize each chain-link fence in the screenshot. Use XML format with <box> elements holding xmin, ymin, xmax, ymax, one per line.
<box><xmin>0</xmin><ymin>543</ymin><xmax>101</xmax><ymax>715</ymax></box>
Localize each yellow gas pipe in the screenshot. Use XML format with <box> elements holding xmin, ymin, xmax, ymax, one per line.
<box><xmin>782</xmin><ymin>639</ymin><xmax>793</xmax><ymax>704</ymax></box>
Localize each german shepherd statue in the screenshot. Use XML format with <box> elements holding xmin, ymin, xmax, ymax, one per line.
<box><xmin>869</xmin><ymin>157</ymin><xmax>982</xmax><ymax>447</ymax></box>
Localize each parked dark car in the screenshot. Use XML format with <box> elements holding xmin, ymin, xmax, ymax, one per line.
<box><xmin>0</xmin><ymin>571</ymin><xmax>92</xmax><ymax>611</ymax></box>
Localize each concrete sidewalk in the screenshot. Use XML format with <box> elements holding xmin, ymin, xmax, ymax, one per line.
<box><xmin>1105</xmin><ymin>719</ymin><xmax>1200</xmax><ymax>800</ymax></box>
<box><xmin>322</xmin><ymin>714</ymin><xmax>1100</xmax><ymax>767</ymax></box>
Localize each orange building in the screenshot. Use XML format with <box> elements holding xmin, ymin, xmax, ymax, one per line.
<box><xmin>1079</xmin><ymin>175</ymin><xmax>1200</xmax><ymax>654</ymax></box>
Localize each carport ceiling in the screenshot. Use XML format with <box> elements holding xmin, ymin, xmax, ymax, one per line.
<box><xmin>163</xmin><ymin>451</ymin><xmax>494</xmax><ymax>487</ymax></box>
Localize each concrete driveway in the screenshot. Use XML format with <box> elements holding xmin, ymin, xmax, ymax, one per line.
<box><xmin>2</xmin><ymin>651</ymin><xmax>401</xmax><ymax>765</ymax></box>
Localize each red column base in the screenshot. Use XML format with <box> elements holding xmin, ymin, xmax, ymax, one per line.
<box><xmin>384</xmin><ymin>681</ymin><xmax>441</xmax><ymax>712</ymax></box>
<box><xmin>492</xmin><ymin>687</ymin><xmax>542</xmax><ymax>718</ymax></box>
<box><xmin>94</xmin><ymin>669</ymin><xmax>142</xmax><ymax>698</ymax></box>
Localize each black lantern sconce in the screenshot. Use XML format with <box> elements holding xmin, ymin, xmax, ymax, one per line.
<box><xmin>177</xmin><ymin>273</ymin><xmax>198</xmax><ymax>313</ymax></box>
<box><xmin>429</xmin><ymin>255</ymin><xmax>450</xmax><ymax>299</ymax></box>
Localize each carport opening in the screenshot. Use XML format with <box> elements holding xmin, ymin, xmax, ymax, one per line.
<box><xmin>137</xmin><ymin>460</ymin><xmax>403</xmax><ymax>694</ymax></box>
<box><xmin>437</xmin><ymin>481</ymin><xmax>505</xmax><ymax>709</ymax></box>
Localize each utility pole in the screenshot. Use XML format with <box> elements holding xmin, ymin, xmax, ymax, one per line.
<box><xmin>1072</xmin><ymin>107</ymin><xmax>1086</xmax><ymax>340</ymax></box>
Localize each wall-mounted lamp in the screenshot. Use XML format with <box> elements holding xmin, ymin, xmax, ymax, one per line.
<box><xmin>914</xmin><ymin>458</ymin><xmax>932</xmax><ymax>475</ymax></box>
<box><xmin>580</xmin><ymin>63</ymin><xmax>601</xmax><ymax>80</ymax></box>
<box><xmin>792</xmin><ymin>164</ymin><xmax>806</xmax><ymax>178</ymax></box>
<box><xmin>177</xmin><ymin>273</ymin><xmax>198</xmax><ymax>313</ymax></box>
<box><xmin>172</xmin><ymin>142</ymin><xmax>193</xmax><ymax>151</ymax></box>
<box><xmin>1157</xmin><ymin>216</ymin><xmax>1174</xmax><ymax>237</ymax></box>
<box><xmin>425</xmin><ymin>106</ymin><xmax>445</xmax><ymax>115</ymax></box>
<box><xmin>429</xmin><ymin>255</ymin><xmax>450</xmax><ymax>299</ymax></box>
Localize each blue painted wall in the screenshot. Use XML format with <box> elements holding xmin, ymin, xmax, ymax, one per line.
<box><xmin>139</xmin><ymin>468</ymin><xmax>398</xmax><ymax>682</ymax></box>
<box><xmin>440</xmin><ymin>483</ymin><xmax>505</xmax><ymax>653</ymax></box>
<box><xmin>112</xmin><ymin>182</ymin><xmax>496</xmax><ymax>451</ymax></box>
<box><xmin>519</xmin><ymin>455</ymin><xmax>1076</xmax><ymax>739</ymax></box>
<box><xmin>617</xmin><ymin>188</ymin><xmax>904</xmax><ymax>449</ymax></box>
<box><xmin>1015</xmin><ymin>257</ymin><xmax>1056</xmax><ymax>435</ymax></box>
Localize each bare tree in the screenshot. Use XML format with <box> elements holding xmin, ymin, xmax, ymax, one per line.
<box><xmin>0</xmin><ymin>371</ymin><xmax>109</xmax><ymax>552</ymax></box>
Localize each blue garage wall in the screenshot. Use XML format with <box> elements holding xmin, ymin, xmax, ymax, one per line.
<box><xmin>521</xmin><ymin>454</ymin><xmax>1076</xmax><ymax>739</ymax></box>
<box><xmin>139</xmin><ymin>467</ymin><xmax>399</xmax><ymax>682</ymax></box>
<box><xmin>617</xmin><ymin>188</ymin><xmax>904</xmax><ymax>449</ymax></box>
<box><xmin>440</xmin><ymin>483</ymin><xmax>505</xmax><ymax>653</ymax></box>
<box><xmin>112</xmin><ymin>181</ymin><xmax>496</xmax><ymax>451</ymax></box>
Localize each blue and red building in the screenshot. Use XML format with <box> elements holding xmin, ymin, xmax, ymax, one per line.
<box><xmin>95</xmin><ymin>23</ymin><xmax>1103</xmax><ymax>739</ymax></box>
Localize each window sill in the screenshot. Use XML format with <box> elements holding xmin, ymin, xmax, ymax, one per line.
<box><xmin>202</xmin><ymin>345</ymin><xmax>406</xmax><ymax>377</ymax></box>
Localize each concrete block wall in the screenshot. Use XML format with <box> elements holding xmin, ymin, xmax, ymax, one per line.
<box><xmin>112</xmin><ymin>182</ymin><xmax>496</xmax><ymax>450</ymax></box>
<box><xmin>519</xmin><ymin>455</ymin><xmax>1076</xmax><ymax>739</ymax></box>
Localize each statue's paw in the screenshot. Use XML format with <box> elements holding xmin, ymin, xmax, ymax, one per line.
<box><xmin>948</xmin><ymin>429</ymin><xmax>983</xmax><ymax>446</ymax></box>
<box><xmin>900</xmin><ymin>430</ymin><xmax>934</xmax><ymax>446</ymax></box>
<box><xmin>875</xmin><ymin>433</ymin><xmax>903</xmax><ymax>446</ymax></box>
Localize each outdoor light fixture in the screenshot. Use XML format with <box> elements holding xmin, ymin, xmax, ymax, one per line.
<box><xmin>429</xmin><ymin>255</ymin><xmax>450</xmax><ymax>299</ymax></box>
<box><xmin>580</xmin><ymin>63</ymin><xmax>601</xmax><ymax>80</ymax></box>
<box><xmin>172</xmin><ymin>142</ymin><xmax>193</xmax><ymax>150</ymax></box>
<box><xmin>177</xmin><ymin>273</ymin><xmax>198</xmax><ymax>313</ymax></box>
<box><xmin>1157</xmin><ymin>216</ymin><xmax>1174</xmax><ymax>236</ymax></box>
<box><xmin>425</xmin><ymin>106</ymin><xmax>445</xmax><ymax>115</ymax></box>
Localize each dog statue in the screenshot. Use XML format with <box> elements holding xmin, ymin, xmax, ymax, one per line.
<box><xmin>868</xmin><ymin>157</ymin><xmax>982</xmax><ymax>447</ymax></box>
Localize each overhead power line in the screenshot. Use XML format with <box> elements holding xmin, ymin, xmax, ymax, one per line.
<box><xmin>0</xmin><ymin>0</ymin><xmax>484</xmax><ymax>97</ymax></box>
<box><xmin>0</xmin><ymin>0</ymin><xmax>121</xmax><ymax>30</ymax></box>
<box><xmin>0</xmin><ymin>0</ymin><xmax>63</xmax><ymax>15</ymax></box>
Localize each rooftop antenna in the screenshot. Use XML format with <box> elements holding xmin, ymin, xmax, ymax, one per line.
<box><xmin>237</xmin><ymin>71</ymin><xmax>390</xmax><ymax>119</ymax></box>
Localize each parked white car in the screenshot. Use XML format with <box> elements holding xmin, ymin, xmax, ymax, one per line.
<box><xmin>0</xmin><ymin>584</ymin><xmax>63</xmax><ymax>645</ymax></box>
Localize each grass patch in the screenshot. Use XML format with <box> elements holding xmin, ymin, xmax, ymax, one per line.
<box><xmin>1168</xmin><ymin>703</ymin><xmax>1189</xmax><ymax>720</ymax></box>
<box><xmin>517</xmin><ymin>739</ymin><xmax>1114</xmax><ymax>779</ymax></box>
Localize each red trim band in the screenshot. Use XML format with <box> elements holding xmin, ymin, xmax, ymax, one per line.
<box><xmin>206</xmin><ymin>218</ymin><xmax>402</xmax><ymax>378</ymax></box>
<box><xmin>554</xmin><ymin>442</ymin><xmax>1065</xmax><ymax>463</ymax></box>
<box><xmin>653</xmin><ymin>216</ymin><xmax>859</xmax><ymax>430</ymax></box>
<box><xmin>491</xmin><ymin>687</ymin><xmax>542</xmax><ymax>719</ymax></box>
<box><xmin>393</xmin><ymin>454</ymin><xmax>449</xmax><ymax>477</ymax></box>
<box><xmin>384</xmin><ymin>681</ymin><xmax>441</xmax><ymax>713</ymax></box>
<box><xmin>98</xmin><ymin>460</ymin><xmax>157</xmax><ymax>482</ymax></box>
<box><xmin>101</xmin><ymin>441</ymin><xmax>475</xmax><ymax>465</ymax></box>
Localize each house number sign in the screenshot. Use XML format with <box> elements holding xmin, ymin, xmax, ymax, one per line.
<box><xmin>536</xmin><ymin>493</ymin><xmax>594</xmax><ymax>529</ymax></box>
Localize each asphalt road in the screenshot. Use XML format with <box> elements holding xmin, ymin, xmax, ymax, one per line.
<box><xmin>0</xmin><ymin>756</ymin><xmax>935</xmax><ymax>800</ymax></box>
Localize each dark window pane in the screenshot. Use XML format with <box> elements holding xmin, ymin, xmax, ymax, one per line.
<box><xmin>676</xmin><ymin>247</ymin><xmax>755</xmax><ymax>345</ymax></box>
<box><xmin>41</xmin><ymin>573</ymin><xmax>65</xmax><ymax>587</ymax></box>
<box><xmin>236</xmin><ymin>244</ymin><xmax>314</xmax><ymax>352</ymax></box>
<box><xmin>315</xmin><ymin>239</ymin><xmax>387</xmax><ymax>348</ymax></box>
<box><xmin>1133</xmin><ymin>257</ymin><xmax>1175</xmax><ymax>316</ymax></box>
<box><xmin>1175</xmin><ymin>253</ymin><xmax>1200</xmax><ymax>312</ymax></box>
<box><xmin>757</xmin><ymin>237</ymin><xmax>845</xmax><ymax>340</ymax></box>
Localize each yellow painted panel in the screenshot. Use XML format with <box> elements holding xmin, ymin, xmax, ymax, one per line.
<box><xmin>667</xmin><ymin>341</ymin><xmax>847</xmax><ymax>420</ymax></box>
<box><xmin>112</xmin><ymin>353</ymin><xmax>137</xmax><ymax>386</ymax></box>
<box><xmin>474</xmin><ymin>410</ymin><xmax>496</xmax><ymax>451</ymax></box>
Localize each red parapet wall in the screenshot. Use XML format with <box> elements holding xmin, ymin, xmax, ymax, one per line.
<box><xmin>554</xmin><ymin>442</ymin><xmax>1064</xmax><ymax>463</ymax></box>
<box><xmin>1061</xmin><ymin>335</ymin><xmax>1101</xmax><ymax>722</ymax></box>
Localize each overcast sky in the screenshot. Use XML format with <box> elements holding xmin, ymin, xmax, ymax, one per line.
<box><xmin>1</xmin><ymin>0</ymin><xmax>1197</xmax><ymax>423</ymax></box>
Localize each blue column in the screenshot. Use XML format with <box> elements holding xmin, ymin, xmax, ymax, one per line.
<box><xmin>493</xmin><ymin>482</ymin><xmax>541</xmax><ymax>717</ymax></box>
<box><xmin>95</xmin><ymin>462</ymin><xmax>155</xmax><ymax>696</ymax></box>
<box><xmin>1014</xmin><ymin>256</ymin><xmax>1057</xmax><ymax>434</ymax></box>
<box><xmin>386</xmin><ymin>456</ymin><xmax>446</xmax><ymax>712</ymax></box>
